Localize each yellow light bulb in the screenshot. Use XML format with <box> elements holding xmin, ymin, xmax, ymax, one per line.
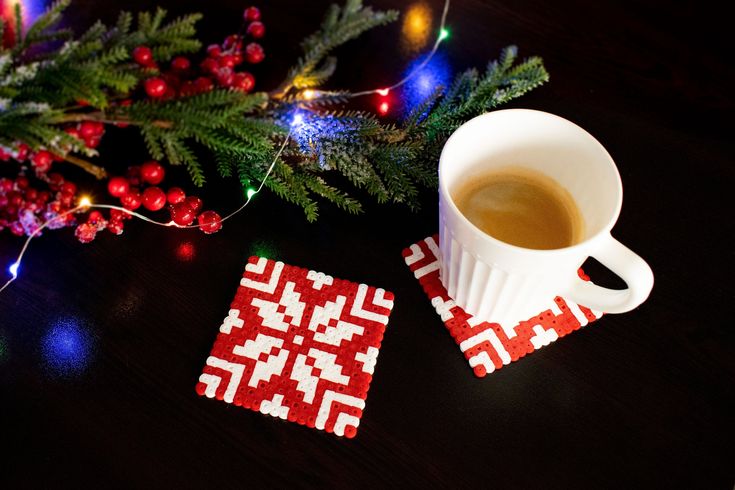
<box><xmin>79</xmin><ymin>196</ymin><xmax>91</xmax><ymax>207</ymax></box>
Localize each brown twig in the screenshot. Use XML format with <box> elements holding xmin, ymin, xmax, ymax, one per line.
<box><xmin>63</xmin><ymin>154</ymin><xmax>107</xmax><ymax>180</ymax></box>
<box><xmin>54</xmin><ymin>112</ymin><xmax>173</xmax><ymax>129</ymax></box>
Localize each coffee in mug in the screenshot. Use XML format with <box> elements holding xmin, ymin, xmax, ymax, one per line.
<box><xmin>451</xmin><ymin>166</ymin><xmax>584</xmax><ymax>250</ymax></box>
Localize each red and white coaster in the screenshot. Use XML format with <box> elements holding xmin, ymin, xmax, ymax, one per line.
<box><xmin>196</xmin><ymin>257</ymin><xmax>394</xmax><ymax>438</ymax></box>
<box><xmin>403</xmin><ymin>235</ymin><xmax>602</xmax><ymax>378</ymax></box>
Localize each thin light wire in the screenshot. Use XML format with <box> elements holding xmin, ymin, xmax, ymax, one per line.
<box><xmin>0</xmin><ymin>133</ymin><xmax>291</xmax><ymax>293</ymax></box>
<box><xmin>0</xmin><ymin>204</ymin><xmax>84</xmax><ymax>293</ymax></box>
<box><xmin>348</xmin><ymin>0</ymin><xmax>451</xmax><ymax>98</ymax></box>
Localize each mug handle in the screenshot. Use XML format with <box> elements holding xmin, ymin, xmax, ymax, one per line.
<box><xmin>564</xmin><ymin>234</ymin><xmax>654</xmax><ymax>314</ymax></box>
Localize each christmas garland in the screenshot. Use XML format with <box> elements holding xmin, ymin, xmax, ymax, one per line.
<box><xmin>0</xmin><ymin>0</ymin><xmax>548</xmax><ymax>238</ymax></box>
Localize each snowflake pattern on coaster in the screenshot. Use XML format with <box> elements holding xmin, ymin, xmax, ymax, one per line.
<box><xmin>196</xmin><ymin>257</ymin><xmax>394</xmax><ymax>438</ymax></box>
<box><xmin>403</xmin><ymin>235</ymin><xmax>603</xmax><ymax>378</ymax></box>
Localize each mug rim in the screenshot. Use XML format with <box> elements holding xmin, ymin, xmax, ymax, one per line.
<box><xmin>438</xmin><ymin>108</ymin><xmax>623</xmax><ymax>255</ymax></box>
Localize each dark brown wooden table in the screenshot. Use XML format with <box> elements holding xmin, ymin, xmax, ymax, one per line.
<box><xmin>1</xmin><ymin>0</ymin><xmax>733</xmax><ymax>488</ymax></box>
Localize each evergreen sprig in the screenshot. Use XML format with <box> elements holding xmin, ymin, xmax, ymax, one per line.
<box><xmin>0</xmin><ymin>0</ymin><xmax>548</xmax><ymax>221</ymax></box>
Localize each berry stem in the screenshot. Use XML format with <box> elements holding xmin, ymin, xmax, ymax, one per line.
<box><xmin>62</xmin><ymin>154</ymin><xmax>108</xmax><ymax>180</ymax></box>
<box><xmin>54</xmin><ymin>112</ymin><xmax>174</xmax><ymax>129</ymax></box>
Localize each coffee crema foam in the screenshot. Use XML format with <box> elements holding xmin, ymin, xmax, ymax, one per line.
<box><xmin>451</xmin><ymin>166</ymin><xmax>584</xmax><ymax>250</ymax></box>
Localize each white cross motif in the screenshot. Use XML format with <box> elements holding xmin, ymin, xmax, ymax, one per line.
<box><xmin>233</xmin><ymin>333</ymin><xmax>290</xmax><ymax>387</ymax></box>
<box><xmin>309</xmin><ymin>295</ymin><xmax>364</xmax><ymax>346</ymax></box>
<box><xmin>290</xmin><ymin>348</ymin><xmax>350</xmax><ymax>403</ymax></box>
<box><xmin>219</xmin><ymin>309</ymin><xmax>244</xmax><ymax>334</ymax></box>
<box><xmin>529</xmin><ymin>324</ymin><xmax>559</xmax><ymax>349</ymax></box>
<box><xmin>307</xmin><ymin>270</ymin><xmax>334</xmax><ymax>290</ymax></box>
<box><xmin>355</xmin><ymin>347</ymin><xmax>380</xmax><ymax>375</ymax></box>
<box><xmin>251</xmin><ymin>281</ymin><xmax>305</xmax><ymax>331</ymax></box>
<box><xmin>259</xmin><ymin>394</ymin><xmax>289</xmax><ymax>420</ymax></box>
<box><xmin>431</xmin><ymin>296</ymin><xmax>456</xmax><ymax>321</ymax></box>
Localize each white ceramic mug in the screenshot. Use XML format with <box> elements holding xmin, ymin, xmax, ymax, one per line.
<box><xmin>438</xmin><ymin>109</ymin><xmax>654</xmax><ymax>327</ymax></box>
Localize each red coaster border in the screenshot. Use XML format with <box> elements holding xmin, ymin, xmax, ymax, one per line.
<box><xmin>403</xmin><ymin>235</ymin><xmax>602</xmax><ymax>377</ymax></box>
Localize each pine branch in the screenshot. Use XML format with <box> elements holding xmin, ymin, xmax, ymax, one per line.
<box><xmin>0</xmin><ymin>0</ymin><xmax>548</xmax><ymax>221</ymax></box>
<box><xmin>273</xmin><ymin>0</ymin><xmax>398</xmax><ymax>98</ymax></box>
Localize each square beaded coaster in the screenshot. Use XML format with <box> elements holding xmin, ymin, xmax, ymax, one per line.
<box><xmin>196</xmin><ymin>257</ymin><xmax>395</xmax><ymax>438</ymax></box>
<box><xmin>403</xmin><ymin>235</ymin><xmax>603</xmax><ymax>378</ymax></box>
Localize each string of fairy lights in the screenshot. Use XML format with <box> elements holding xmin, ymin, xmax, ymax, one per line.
<box><xmin>1</xmin><ymin>0</ymin><xmax>452</xmax><ymax>294</ymax></box>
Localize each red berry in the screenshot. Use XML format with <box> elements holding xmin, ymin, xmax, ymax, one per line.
<box><xmin>223</xmin><ymin>35</ymin><xmax>242</xmax><ymax>51</ymax></box>
<box><xmin>233</xmin><ymin>72</ymin><xmax>255</xmax><ymax>92</ymax></box>
<box><xmin>107</xmin><ymin>219</ymin><xmax>124</xmax><ymax>235</ymax></box>
<box><xmin>75</xmin><ymin>222</ymin><xmax>98</xmax><ymax>243</ymax></box>
<box><xmin>197</xmin><ymin>210</ymin><xmax>222</xmax><ymax>234</ymax></box>
<box><xmin>216</xmin><ymin>68</ymin><xmax>234</xmax><ymax>87</ymax></box>
<box><xmin>87</xmin><ymin>211</ymin><xmax>107</xmax><ymax>231</ymax></box>
<box><xmin>219</xmin><ymin>54</ymin><xmax>236</xmax><ymax>68</ymax></box>
<box><xmin>10</xmin><ymin>222</ymin><xmax>25</xmax><ymax>236</ymax></box>
<box><xmin>60</xmin><ymin>181</ymin><xmax>77</xmax><ymax>195</ymax></box>
<box><xmin>47</xmin><ymin>173</ymin><xmax>64</xmax><ymax>190</ymax></box>
<box><xmin>207</xmin><ymin>44</ymin><xmax>222</xmax><ymax>57</ymax></box>
<box><xmin>171</xmin><ymin>56</ymin><xmax>191</xmax><ymax>71</ymax></box>
<box><xmin>142</xmin><ymin>187</ymin><xmax>167</xmax><ymax>211</ymax></box>
<box><xmin>194</xmin><ymin>76</ymin><xmax>214</xmax><ymax>92</ymax></box>
<box><xmin>140</xmin><ymin>160</ymin><xmax>165</xmax><ymax>185</ymax></box>
<box><xmin>200</xmin><ymin>57</ymin><xmax>219</xmax><ymax>74</ymax></box>
<box><xmin>31</xmin><ymin>151</ymin><xmax>53</xmax><ymax>172</ymax></box>
<box><xmin>59</xmin><ymin>192</ymin><xmax>74</xmax><ymax>207</ymax></box>
<box><xmin>170</xmin><ymin>202</ymin><xmax>197</xmax><ymax>226</ymax></box>
<box><xmin>132</xmin><ymin>46</ymin><xmax>153</xmax><ymax>66</ymax></box>
<box><xmin>0</xmin><ymin>178</ymin><xmax>12</xmax><ymax>192</ymax></box>
<box><xmin>247</xmin><ymin>21</ymin><xmax>265</xmax><ymax>39</ymax></box>
<box><xmin>16</xmin><ymin>176</ymin><xmax>29</xmax><ymax>190</ymax></box>
<box><xmin>245</xmin><ymin>43</ymin><xmax>265</xmax><ymax>64</ymax></box>
<box><xmin>88</xmin><ymin>210</ymin><xmax>105</xmax><ymax>223</ymax></box>
<box><xmin>184</xmin><ymin>195</ymin><xmax>203</xmax><ymax>213</ymax></box>
<box><xmin>144</xmin><ymin>78</ymin><xmax>167</xmax><ymax>98</ymax></box>
<box><xmin>243</xmin><ymin>6</ymin><xmax>261</xmax><ymax>22</ymax></box>
<box><xmin>84</xmin><ymin>136</ymin><xmax>102</xmax><ymax>149</ymax></box>
<box><xmin>8</xmin><ymin>191</ymin><xmax>22</xmax><ymax>206</ymax></box>
<box><xmin>107</xmin><ymin>177</ymin><xmax>130</xmax><ymax>198</ymax></box>
<box><xmin>110</xmin><ymin>208</ymin><xmax>132</xmax><ymax>221</ymax></box>
<box><xmin>79</xmin><ymin>121</ymin><xmax>103</xmax><ymax>139</ymax></box>
<box><xmin>166</xmin><ymin>187</ymin><xmax>186</xmax><ymax>204</ymax></box>
<box><xmin>121</xmin><ymin>191</ymin><xmax>142</xmax><ymax>210</ymax></box>
<box><xmin>15</xmin><ymin>143</ymin><xmax>30</xmax><ymax>161</ymax></box>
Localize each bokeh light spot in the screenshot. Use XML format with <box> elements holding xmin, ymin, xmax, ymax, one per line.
<box><xmin>41</xmin><ymin>317</ymin><xmax>93</xmax><ymax>377</ymax></box>
<box><xmin>401</xmin><ymin>2</ymin><xmax>432</xmax><ymax>53</ymax></box>
<box><xmin>401</xmin><ymin>50</ymin><xmax>452</xmax><ymax>115</ymax></box>
<box><xmin>175</xmin><ymin>241</ymin><xmax>196</xmax><ymax>262</ymax></box>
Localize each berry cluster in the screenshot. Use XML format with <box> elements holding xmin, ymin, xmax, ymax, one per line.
<box><xmin>73</xmin><ymin>160</ymin><xmax>222</xmax><ymax>243</ymax></box>
<box><xmin>1</xmin><ymin>6</ymin><xmax>264</xmax><ymax>244</ymax></box>
<box><xmin>0</xmin><ymin>171</ymin><xmax>80</xmax><ymax>238</ymax></box>
<box><xmin>0</xmin><ymin>119</ymin><xmax>109</xmax><ymax>240</ymax></box>
<box><xmin>135</xmin><ymin>6</ymin><xmax>265</xmax><ymax>99</ymax></box>
<box><xmin>0</xmin><ymin>120</ymin><xmax>106</xmax><ymax>179</ymax></box>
